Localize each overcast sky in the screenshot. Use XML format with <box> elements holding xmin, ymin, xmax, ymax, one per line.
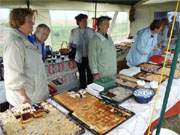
<box><xmin>0</xmin><ymin>8</ymin><xmax>128</xmax><ymax>24</ymax></box>
<box><xmin>0</xmin><ymin>9</ymin><xmax>9</xmax><ymax>20</ymax></box>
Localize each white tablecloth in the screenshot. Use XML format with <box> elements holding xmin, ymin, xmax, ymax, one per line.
<box><xmin>45</xmin><ymin>60</ymin><xmax>78</xmax><ymax>82</ymax></box>
<box><xmin>0</xmin><ymin>128</ymin><xmax>3</xmax><ymax>135</ymax></box>
<box><xmin>0</xmin><ymin>79</ymin><xmax>179</xmax><ymax>135</ymax></box>
<box><xmin>0</xmin><ymin>81</ymin><xmax>6</xmax><ymax>104</ymax></box>
<box><xmin>83</xmin><ymin>78</ymin><xmax>180</xmax><ymax>135</ymax></box>
<box><xmin>45</xmin><ymin>60</ymin><xmax>79</xmax><ymax>91</ymax></box>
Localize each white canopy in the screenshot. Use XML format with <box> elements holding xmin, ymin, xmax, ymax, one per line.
<box><xmin>0</xmin><ymin>0</ymin><xmax>179</xmax><ymax>37</ymax></box>
<box><xmin>0</xmin><ymin>0</ymin><xmax>129</xmax><ymax>11</ymax></box>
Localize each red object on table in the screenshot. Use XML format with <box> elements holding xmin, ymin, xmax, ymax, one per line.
<box><xmin>48</xmin><ymin>82</ymin><xmax>57</xmax><ymax>95</ymax></box>
<box><xmin>149</xmin><ymin>55</ymin><xmax>165</xmax><ymax>64</ymax></box>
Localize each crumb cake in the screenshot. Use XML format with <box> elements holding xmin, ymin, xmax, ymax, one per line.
<box><xmin>0</xmin><ymin>102</ymin><xmax>82</xmax><ymax>135</ymax></box>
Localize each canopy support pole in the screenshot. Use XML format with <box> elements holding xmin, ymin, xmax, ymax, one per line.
<box><xmin>26</xmin><ymin>0</ymin><xmax>30</xmax><ymax>9</ymax></box>
<box><xmin>156</xmin><ymin>33</ymin><xmax>180</xmax><ymax>135</ymax></box>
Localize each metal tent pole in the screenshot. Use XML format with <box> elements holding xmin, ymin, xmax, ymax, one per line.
<box><xmin>26</xmin><ymin>0</ymin><xmax>30</xmax><ymax>9</ymax></box>
<box><xmin>156</xmin><ymin>34</ymin><xmax>180</xmax><ymax>135</ymax></box>
<box><xmin>95</xmin><ymin>1</ymin><xmax>97</xmax><ymax>19</ymax></box>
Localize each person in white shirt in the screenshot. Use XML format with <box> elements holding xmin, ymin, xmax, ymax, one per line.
<box><xmin>69</xmin><ymin>14</ymin><xmax>95</xmax><ymax>88</ymax></box>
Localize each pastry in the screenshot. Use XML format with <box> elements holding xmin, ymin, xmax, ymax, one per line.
<box><xmin>53</xmin><ymin>91</ymin><xmax>98</xmax><ymax>112</ymax></box>
<box><xmin>73</xmin><ymin>101</ymin><xmax>133</xmax><ymax>135</ymax></box>
<box><xmin>139</xmin><ymin>63</ymin><xmax>160</xmax><ymax>73</ymax></box>
<box><xmin>116</xmin><ymin>74</ymin><xmax>138</xmax><ymax>88</ymax></box>
<box><xmin>156</xmin><ymin>67</ymin><xmax>180</xmax><ymax>78</ymax></box>
<box><xmin>117</xmin><ymin>74</ymin><xmax>138</xmax><ymax>83</ymax></box>
<box><xmin>32</xmin><ymin>110</ymin><xmax>45</xmax><ymax>118</ymax></box>
<box><xmin>105</xmin><ymin>87</ymin><xmax>133</xmax><ymax>102</ymax></box>
<box><xmin>21</xmin><ymin>112</ymin><xmax>33</xmax><ymax>124</ymax></box>
<box><xmin>106</xmin><ymin>92</ymin><xmax>116</xmax><ymax>97</ymax></box>
<box><xmin>135</xmin><ymin>72</ymin><xmax>166</xmax><ymax>83</ymax></box>
<box><xmin>145</xmin><ymin>73</ymin><xmax>166</xmax><ymax>83</ymax></box>
<box><xmin>53</xmin><ymin>91</ymin><xmax>134</xmax><ymax>135</ymax></box>
<box><xmin>0</xmin><ymin>102</ymin><xmax>82</xmax><ymax>135</ymax></box>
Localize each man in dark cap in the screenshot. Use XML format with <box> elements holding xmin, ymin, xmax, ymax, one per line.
<box><xmin>69</xmin><ymin>13</ymin><xmax>94</xmax><ymax>88</ymax></box>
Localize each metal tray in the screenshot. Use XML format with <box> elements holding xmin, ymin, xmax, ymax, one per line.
<box><xmin>138</xmin><ymin>63</ymin><xmax>161</xmax><ymax>73</ymax></box>
<box><xmin>70</xmin><ymin>103</ymin><xmax>135</xmax><ymax>135</ymax></box>
<box><xmin>0</xmin><ymin>101</ymin><xmax>85</xmax><ymax>135</ymax></box>
<box><xmin>116</xmin><ymin>74</ymin><xmax>138</xmax><ymax>89</ymax></box>
<box><xmin>51</xmin><ymin>91</ymin><xmax>135</xmax><ymax>135</ymax></box>
<box><xmin>100</xmin><ymin>86</ymin><xmax>133</xmax><ymax>105</ymax></box>
<box><xmin>51</xmin><ymin>104</ymin><xmax>85</xmax><ymax>135</ymax></box>
<box><xmin>134</xmin><ymin>71</ymin><xmax>167</xmax><ymax>83</ymax></box>
<box><xmin>52</xmin><ymin>91</ymin><xmax>99</xmax><ymax>112</ymax></box>
<box><xmin>155</xmin><ymin>67</ymin><xmax>180</xmax><ymax>79</ymax></box>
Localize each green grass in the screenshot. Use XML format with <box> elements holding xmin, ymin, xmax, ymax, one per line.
<box><xmin>50</xmin><ymin>22</ymin><xmax>129</xmax><ymax>51</ymax></box>
<box><xmin>51</xmin><ymin>25</ymin><xmax>75</xmax><ymax>50</ymax></box>
<box><xmin>111</xmin><ymin>22</ymin><xmax>129</xmax><ymax>42</ymax></box>
<box><xmin>0</xmin><ymin>22</ymin><xmax>129</xmax><ymax>56</ymax></box>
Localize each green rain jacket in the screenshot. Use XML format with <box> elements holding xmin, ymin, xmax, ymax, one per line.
<box><xmin>88</xmin><ymin>32</ymin><xmax>117</xmax><ymax>77</ymax></box>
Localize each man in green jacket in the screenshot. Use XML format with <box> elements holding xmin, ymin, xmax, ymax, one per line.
<box><xmin>88</xmin><ymin>16</ymin><xmax>117</xmax><ymax>80</ymax></box>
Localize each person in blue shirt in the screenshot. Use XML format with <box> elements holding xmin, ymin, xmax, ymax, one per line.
<box><xmin>28</xmin><ymin>24</ymin><xmax>50</xmax><ymax>62</ymax></box>
<box><xmin>126</xmin><ymin>19</ymin><xmax>165</xmax><ymax>67</ymax></box>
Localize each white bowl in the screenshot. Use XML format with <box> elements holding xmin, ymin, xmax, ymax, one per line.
<box><xmin>150</xmin><ymin>81</ymin><xmax>158</xmax><ymax>89</ymax></box>
<box><xmin>137</xmin><ymin>80</ymin><xmax>145</xmax><ymax>87</ymax></box>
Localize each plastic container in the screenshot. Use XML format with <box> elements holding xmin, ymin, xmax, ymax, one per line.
<box><xmin>149</xmin><ymin>55</ymin><xmax>165</xmax><ymax>64</ymax></box>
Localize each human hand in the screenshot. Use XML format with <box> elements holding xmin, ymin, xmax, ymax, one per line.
<box><xmin>93</xmin><ymin>73</ymin><xmax>101</xmax><ymax>80</ymax></box>
<box><xmin>153</xmin><ymin>47</ymin><xmax>161</xmax><ymax>55</ymax></box>
<box><xmin>15</xmin><ymin>89</ymin><xmax>31</xmax><ymax>104</ymax></box>
<box><xmin>153</xmin><ymin>47</ymin><xmax>160</xmax><ymax>51</ymax></box>
<box><xmin>21</xmin><ymin>95</ymin><xmax>31</xmax><ymax>104</ymax></box>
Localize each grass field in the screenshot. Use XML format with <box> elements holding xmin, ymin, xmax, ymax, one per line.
<box><xmin>50</xmin><ymin>22</ymin><xmax>129</xmax><ymax>50</ymax></box>
<box><xmin>0</xmin><ymin>22</ymin><xmax>129</xmax><ymax>56</ymax></box>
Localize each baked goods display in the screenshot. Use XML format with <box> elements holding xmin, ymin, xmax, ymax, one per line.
<box><xmin>0</xmin><ymin>110</ymin><xmax>26</xmax><ymax>135</ymax></box>
<box><xmin>156</xmin><ymin>67</ymin><xmax>180</xmax><ymax>78</ymax></box>
<box><xmin>116</xmin><ymin>74</ymin><xmax>139</xmax><ymax>88</ymax></box>
<box><xmin>10</xmin><ymin>103</ymin><xmax>49</xmax><ymax>123</ymax></box>
<box><xmin>53</xmin><ymin>90</ymin><xmax>99</xmax><ymax>112</ymax></box>
<box><xmin>135</xmin><ymin>72</ymin><xmax>166</xmax><ymax>83</ymax></box>
<box><xmin>0</xmin><ymin>102</ymin><xmax>83</xmax><ymax>135</ymax></box>
<box><xmin>100</xmin><ymin>86</ymin><xmax>133</xmax><ymax>104</ymax></box>
<box><xmin>72</xmin><ymin>100</ymin><xmax>134</xmax><ymax>135</ymax></box>
<box><xmin>165</xmin><ymin>59</ymin><xmax>173</xmax><ymax>67</ymax></box>
<box><xmin>139</xmin><ymin>63</ymin><xmax>161</xmax><ymax>73</ymax></box>
<box><xmin>53</xmin><ymin>91</ymin><xmax>134</xmax><ymax>135</ymax></box>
